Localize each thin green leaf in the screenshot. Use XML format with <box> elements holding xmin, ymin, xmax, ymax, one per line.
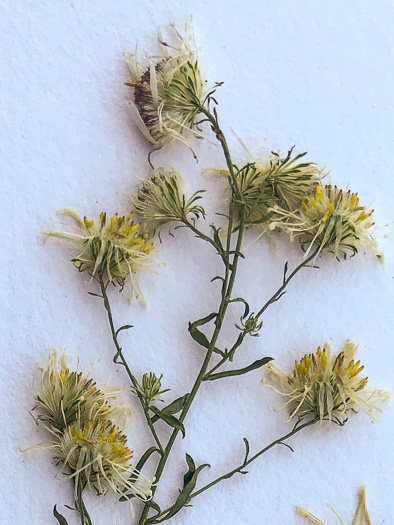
<box><xmin>151</xmin><ymin>394</ymin><xmax>189</xmax><ymax>423</ymax></box>
<box><xmin>228</xmin><ymin>297</ymin><xmax>250</xmax><ymax>318</ymax></box>
<box><xmin>146</xmin><ymin>500</ymin><xmax>161</xmax><ymax>513</ymax></box>
<box><xmin>228</xmin><ymin>250</ymin><xmax>245</xmax><ymax>259</ymax></box>
<box><xmin>115</xmin><ymin>324</ymin><xmax>133</xmax><ymax>337</ymax></box>
<box><xmin>205</xmin><ymin>357</ymin><xmax>273</xmax><ymax>381</ymax></box>
<box><xmin>152</xmin><ymin>463</ymin><xmax>210</xmax><ymax>522</ymax></box>
<box><xmin>188</xmin><ymin>324</ymin><xmax>224</xmax><ymax>356</ymax></box>
<box><xmin>136</xmin><ymin>447</ymin><xmax>160</xmax><ymax>471</ymax></box>
<box><xmin>53</xmin><ymin>506</ymin><xmax>69</xmax><ymax>525</ymax></box>
<box><xmin>188</xmin><ymin>325</ymin><xmax>210</xmax><ymax>348</ymax></box>
<box><xmin>243</xmin><ymin>438</ymin><xmax>250</xmax><ymax>464</ymax></box>
<box><xmin>188</xmin><ymin>313</ymin><xmax>217</xmax><ymax>331</ymax></box>
<box><xmin>149</xmin><ymin>406</ymin><xmax>186</xmax><ymax>438</ymax></box>
<box><xmin>183</xmin><ymin>453</ymin><xmax>196</xmax><ymax>487</ymax></box>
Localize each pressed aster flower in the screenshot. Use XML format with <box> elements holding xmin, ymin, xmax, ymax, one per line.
<box><xmin>133</xmin><ymin>167</ymin><xmax>205</xmax><ymax>233</ymax></box>
<box><xmin>33</xmin><ymin>350</ymin><xmax>128</xmax><ymax>434</ymax></box>
<box><xmin>42</xmin><ymin>209</ymin><xmax>156</xmax><ymax>299</ymax></box>
<box><xmin>268</xmin><ymin>185</ymin><xmax>383</xmax><ymax>260</ymax></box>
<box><xmin>297</xmin><ymin>486</ymin><xmax>372</xmax><ymax>524</ymax></box>
<box><xmin>263</xmin><ymin>340</ymin><xmax>389</xmax><ymax>426</ymax></box>
<box><xmin>54</xmin><ymin>415</ymin><xmax>152</xmax><ymax>503</ymax></box>
<box><xmin>210</xmin><ymin>148</ymin><xmax>319</xmax><ymax>224</ymax></box>
<box><xmin>125</xmin><ymin>23</ymin><xmax>207</xmax><ymax>154</ymax></box>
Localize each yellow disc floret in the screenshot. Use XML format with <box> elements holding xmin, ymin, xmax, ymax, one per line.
<box><xmin>263</xmin><ymin>340</ymin><xmax>389</xmax><ymax>426</ymax></box>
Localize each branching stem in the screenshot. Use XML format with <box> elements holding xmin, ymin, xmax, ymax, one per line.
<box><xmin>75</xmin><ymin>480</ymin><xmax>93</xmax><ymax>525</ymax></box>
<box><xmin>255</xmin><ymin>249</ymin><xmax>320</xmax><ymax>319</ymax></box>
<box><xmin>190</xmin><ymin>419</ymin><xmax>317</xmax><ymax>499</ymax></box>
<box><xmin>99</xmin><ymin>277</ymin><xmax>164</xmax><ymax>453</ymax></box>
<box><xmin>137</xmin><ymin>105</ymin><xmax>245</xmax><ymax>525</ymax></box>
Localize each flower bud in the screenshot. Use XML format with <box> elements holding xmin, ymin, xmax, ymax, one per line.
<box><xmin>133</xmin><ymin>372</ymin><xmax>169</xmax><ymax>404</ymax></box>
<box><xmin>133</xmin><ymin>168</ymin><xmax>205</xmax><ymax>233</ymax></box>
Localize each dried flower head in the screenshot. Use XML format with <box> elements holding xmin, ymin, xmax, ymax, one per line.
<box><xmin>54</xmin><ymin>415</ymin><xmax>152</xmax><ymax>503</ymax></box>
<box><xmin>33</xmin><ymin>350</ymin><xmax>128</xmax><ymax>434</ymax></box>
<box><xmin>212</xmin><ymin>148</ymin><xmax>319</xmax><ymax>224</ymax></box>
<box><xmin>133</xmin><ymin>168</ymin><xmax>205</xmax><ymax>233</ymax></box>
<box><xmin>240</xmin><ymin>149</ymin><xmax>320</xmax><ymax>224</ymax></box>
<box><xmin>297</xmin><ymin>486</ymin><xmax>372</xmax><ymax>524</ymax></box>
<box><xmin>133</xmin><ymin>372</ymin><xmax>169</xmax><ymax>405</ymax></box>
<box><xmin>269</xmin><ymin>185</ymin><xmax>383</xmax><ymax>260</ymax></box>
<box><xmin>42</xmin><ymin>209</ymin><xmax>156</xmax><ymax>299</ymax></box>
<box><xmin>263</xmin><ymin>340</ymin><xmax>389</xmax><ymax>426</ymax></box>
<box><xmin>125</xmin><ymin>23</ymin><xmax>207</xmax><ymax>153</ymax></box>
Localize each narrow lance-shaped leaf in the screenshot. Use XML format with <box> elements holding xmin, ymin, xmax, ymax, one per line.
<box><xmin>145</xmin><ymin>499</ymin><xmax>161</xmax><ymax>514</ymax></box>
<box><xmin>150</xmin><ymin>456</ymin><xmax>210</xmax><ymax>523</ymax></box>
<box><xmin>205</xmin><ymin>357</ymin><xmax>273</xmax><ymax>381</ymax></box>
<box><xmin>183</xmin><ymin>453</ymin><xmax>196</xmax><ymax>487</ymax></box>
<box><xmin>151</xmin><ymin>394</ymin><xmax>189</xmax><ymax>423</ymax></box>
<box><xmin>228</xmin><ymin>297</ymin><xmax>250</xmax><ymax>319</ymax></box>
<box><xmin>149</xmin><ymin>406</ymin><xmax>186</xmax><ymax>438</ymax></box>
<box><xmin>115</xmin><ymin>324</ymin><xmax>133</xmax><ymax>337</ymax></box>
<box><xmin>188</xmin><ymin>313</ymin><xmax>217</xmax><ymax>331</ymax></box>
<box><xmin>53</xmin><ymin>506</ymin><xmax>69</xmax><ymax>525</ymax></box>
<box><xmin>188</xmin><ymin>323</ymin><xmax>224</xmax><ymax>357</ymax></box>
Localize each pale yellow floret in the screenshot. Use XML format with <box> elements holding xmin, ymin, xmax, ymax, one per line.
<box><xmin>42</xmin><ymin>209</ymin><xmax>158</xmax><ymax>301</ymax></box>
<box><xmin>297</xmin><ymin>486</ymin><xmax>373</xmax><ymax>525</ymax></box>
<box><xmin>33</xmin><ymin>350</ymin><xmax>130</xmax><ymax>433</ymax></box>
<box><xmin>269</xmin><ymin>185</ymin><xmax>382</xmax><ymax>260</ymax></box>
<box><xmin>263</xmin><ymin>340</ymin><xmax>389</xmax><ymax>426</ymax></box>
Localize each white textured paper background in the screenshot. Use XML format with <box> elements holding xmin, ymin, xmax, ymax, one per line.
<box><xmin>1</xmin><ymin>1</ymin><xmax>393</xmax><ymax>524</ymax></box>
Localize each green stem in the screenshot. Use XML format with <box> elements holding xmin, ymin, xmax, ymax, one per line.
<box><xmin>138</xmin><ymin>211</ymin><xmax>246</xmax><ymax>525</ymax></box>
<box><xmin>255</xmin><ymin>249</ymin><xmax>320</xmax><ymax>319</ymax></box>
<box><xmin>138</xmin><ymin>104</ymin><xmax>244</xmax><ymax>525</ymax></box>
<box><xmin>181</xmin><ymin>216</ymin><xmax>226</xmax><ymax>263</ymax></box>
<box><xmin>189</xmin><ymin>418</ymin><xmax>317</xmax><ymax>500</ymax></box>
<box><xmin>75</xmin><ymin>480</ymin><xmax>93</xmax><ymax>525</ymax></box>
<box><xmin>150</xmin><ymin>419</ymin><xmax>317</xmax><ymax>522</ymax></box>
<box><xmin>199</xmin><ymin>106</ymin><xmax>242</xmax><ymax>200</ymax></box>
<box><xmin>99</xmin><ymin>277</ymin><xmax>164</xmax><ymax>453</ymax></box>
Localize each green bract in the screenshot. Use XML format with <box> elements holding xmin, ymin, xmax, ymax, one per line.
<box><xmin>133</xmin><ymin>168</ymin><xmax>205</xmax><ymax>233</ymax></box>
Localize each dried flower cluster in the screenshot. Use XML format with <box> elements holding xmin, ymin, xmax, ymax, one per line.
<box><xmin>133</xmin><ymin>167</ymin><xmax>205</xmax><ymax>233</ymax></box>
<box><xmin>32</xmin><ymin>351</ymin><xmax>153</xmax><ymax>505</ymax></box>
<box><xmin>32</xmin><ymin>21</ymin><xmax>390</xmax><ymax>525</ymax></box>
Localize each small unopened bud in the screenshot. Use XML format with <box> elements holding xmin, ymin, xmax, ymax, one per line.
<box><xmin>134</xmin><ymin>372</ymin><xmax>169</xmax><ymax>404</ymax></box>
<box><xmin>235</xmin><ymin>314</ymin><xmax>263</xmax><ymax>337</ymax></box>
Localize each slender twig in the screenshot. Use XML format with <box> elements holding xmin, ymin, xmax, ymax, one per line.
<box><xmin>255</xmin><ymin>249</ymin><xmax>320</xmax><ymax>319</ymax></box>
<box><xmin>181</xmin><ymin>216</ymin><xmax>226</xmax><ymax>263</ymax></box>
<box><xmin>198</xmin><ymin>105</ymin><xmax>242</xmax><ymax>200</ymax></box>
<box><xmin>149</xmin><ymin>418</ymin><xmax>317</xmax><ymax>522</ymax></box>
<box><xmin>138</xmin><ymin>211</ymin><xmax>246</xmax><ymax>525</ymax></box>
<box><xmin>75</xmin><ymin>480</ymin><xmax>93</xmax><ymax>525</ymax></box>
<box><xmin>189</xmin><ymin>418</ymin><xmax>317</xmax><ymax>500</ymax></box>
<box><xmin>98</xmin><ymin>277</ymin><xmax>164</xmax><ymax>452</ymax></box>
